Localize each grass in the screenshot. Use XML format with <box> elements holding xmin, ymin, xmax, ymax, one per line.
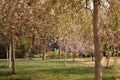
<box><xmin>0</xmin><ymin>58</ymin><xmax>120</xmax><ymax>80</ymax></box>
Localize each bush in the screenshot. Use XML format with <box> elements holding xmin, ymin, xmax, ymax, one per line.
<box><xmin>46</xmin><ymin>52</ymin><xmax>81</xmax><ymax>59</ymax></box>
<box><xmin>0</xmin><ymin>50</ymin><xmax>27</xmax><ymax>59</ymax></box>
<box><xmin>33</xmin><ymin>54</ymin><xmax>40</xmax><ymax>58</ymax></box>
<box><xmin>0</xmin><ymin>50</ymin><xmax>6</xmax><ymax>59</ymax></box>
<box><xmin>0</xmin><ymin>45</ymin><xmax>6</xmax><ymax>59</ymax></box>
<box><xmin>46</xmin><ymin>51</ymin><xmax>69</xmax><ymax>59</ymax></box>
<box><xmin>0</xmin><ymin>44</ymin><xmax>27</xmax><ymax>58</ymax></box>
<box><xmin>46</xmin><ymin>51</ymin><xmax>58</xmax><ymax>59</ymax></box>
<box><xmin>60</xmin><ymin>52</ymin><xmax>80</xmax><ymax>58</ymax></box>
<box><xmin>15</xmin><ymin>50</ymin><xmax>26</xmax><ymax>58</ymax></box>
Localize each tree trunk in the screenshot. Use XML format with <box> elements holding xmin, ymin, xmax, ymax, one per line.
<box><xmin>91</xmin><ymin>53</ymin><xmax>94</xmax><ymax>61</ymax></box>
<box><xmin>106</xmin><ymin>51</ymin><xmax>110</xmax><ymax>68</ymax></box>
<box><xmin>73</xmin><ymin>52</ymin><xmax>76</xmax><ymax>63</ymax></box>
<box><xmin>113</xmin><ymin>47</ymin><xmax>117</xmax><ymax>67</ymax></box>
<box><xmin>42</xmin><ymin>51</ymin><xmax>45</xmax><ymax>60</ymax></box>
<box><xmin>6</xmin><ymin>46</ymin><xmax>9</xmax><ymax>63</ymax></box>
<box><xmin>93</xmin><ymin>0</ymin><xmax>102</xmax><ymax>80</ymax></box>
<box><xmin>64</xmin><ymin>45</ymin><xmax>67</xmax><ymax>67</ymax></box>
<box><xmin>58</xmin><ymin>46</ymin><xmax>61</xmax><ymax>59</ymax></box>
<box><xmin>42</xmin><ymin>38</ymin><xmax>46</xmax><ymax>60</ymax></box>
<box><xmin>11</xmin><ymin>41</ymin><xmax>16</xmax><ymax>74</ymax></box>
<box><xmin>9</xmin><ymin>43</ymin><xmax>12</xmax><ymax>68</ymax></box>
<box><xmin>29</xmin><ymin>34</ymin><xmax>35</xmax><ymax>60</ymax></box>
<box><xmin>29</xmin><ymin>48</ymin><xmax>32</xmax><ymax>60</ymax></box>
<box><xmin>64</xmin><ymin>52</ymin><xmax>67</xmax><ymax>67</ymax></box>
<box><xmin>106</xmin><ymin>57</ymin><xmax>110</xmax><ymax>68</ymax></box>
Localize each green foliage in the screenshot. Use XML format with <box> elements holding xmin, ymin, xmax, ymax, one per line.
<box><xmin>15</xmin><ymin>50</ymin><xmax>26</xmax><ymax>58</ymax></box>
<box><xmin>0</xmin><ymin>50</ymin><xmax>27</xmax><ymax>59</ymax></box>
<box><xmin>46</xmin><ymin>51</ymin><xmax>89</xmax><ymax>59</ymax></box>
<box><xmin>33</xmin><ymin>54</ymin><xmax>40</xmax><ymax>58</ymax></box>
<box><xmin>0</xmin><ymin>50</ymin><xmax>6</xmax><ymax>59</ymax></box>
<box><xmin>46</xmin><ymin>51</ymin><xmax>58</xmax><ymax>59</ymax></box>
<box><xmin>15</xmin><ymin>44</ymin><xmax>28</xmax><ymax>58</ymax></box>
<box><xmin>0</xmin><ymin>45</ymin><xmax>6</xmax><ymax>58</ymax></box>
<box><xmin>62</xmin><ymin>52</ymin><xmax>80</xmax><ymax>58</ymax></box>
<box><xmin>58</xmin><ymin>52</ymin><xmax>65</xmax><ymax>58</ymax></box>
<box><xmin>46</xmin><ymin>51</ymin><xmax>73</xmax><ymax>59</ymax></box>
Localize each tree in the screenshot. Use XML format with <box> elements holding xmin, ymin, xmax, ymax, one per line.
<box><xmin>99</xmin><ymin>0</ymin><xmax>120</xmax><ymax>68</ymax></box>
<box><xmin>93</xmin><ymin>0</ymin><xmax>102</xmax><ymax>80</ymax></box>
<box><xmin>0</xmin><ymin>0</ymin><xmax>33</xmax><ymax>74</ymax></box>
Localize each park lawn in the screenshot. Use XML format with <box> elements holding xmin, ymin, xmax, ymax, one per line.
<box><xmin>0</xmin><ymin>58</ymin><xmax>120</xmax><ymax>80</ymax></box>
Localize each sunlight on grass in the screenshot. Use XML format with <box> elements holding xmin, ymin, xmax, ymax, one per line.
<box><xmin>0</xmin><ymin>59</ymin><xmax>120</xmax><ymax>80</ymax></box>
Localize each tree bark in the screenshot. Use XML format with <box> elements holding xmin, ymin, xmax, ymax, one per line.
<box><xmin>42</xmin><ymin>38</ymin><xmax>46</xmax><ymax>60</ymax></box>
<box><xmin>73</xmin><ymin>52</ymin><xmax>76</xmax><ymax>63</ymax></box>
<box><xmin>106</xmin><ymin>51</ymin><xmax>110</xmax><ymax>68</ymax></box>
<box><xmin>11</xmin><ymin>43</ymin><xmax>16</xmax><ymax>74</ymax></box>
<box><xmin>58</xmin><ymin>46</ymin><xmax>61</xmax><ymax>59</ymax></box>
<box><xmin>10</xmin><ymin>32</ymin><xmax>16</xmax><ymax>74</ymax></box>
<box><xmin>91</xmin><ymin>53</ymin><xmax>94</xmax><ymax>61</ymax></box>
<box><xmin>64</xmin><ymin>50</ymin><xmax>67</xmax><ymax>67</ymax></box>
<box><xmin>113</xmin><ymin>46</ymin><xmax>117</xmax><ymax>67</ymax></box>
<box><xmin>29</xmin><ymin>34</ymin><xmax>35</xmax><ymax>60</ymax></box>
<box><xmin>93</xmin><ymin>0</ymin><xmax>102</xmax><ymax>80</ymax></box>
<box><xmin>29</xmin><ymin>48</ymin><xmax>32</xmax><ymax>60</ymax></box>
<box><xmin>9</xmin><ymin>43</ymin><xmax>12</xmax><ymax>68</ymax></box>
<box><xmin>64</xmin><ymin>43</ymin><xmax>67</xmax><ymax>67</ymax></box>
<box><xmin>6</xmin><ymin>45</ymin><xmax>9</xmax><ymax>63</ymax></box>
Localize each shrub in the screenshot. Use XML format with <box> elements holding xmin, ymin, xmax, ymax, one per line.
<box><xmin>45</xmin><ymin>52</ymin><xmax>80</xmax><ymax>59</ymax></box>
<box><xmin>46</xmin><ymin>51</ymin><xmax>71</xmax><ymax>59</ymax></box>
<box><xmin>46</xmin><ymin>51</ymin><xmax>58</xmax><ymax>59</ymax></box>
<box><xmin>0</xmin><ymin>45</ymin><xmax>6</xmax><ymax>59</ymax></box>
<box><xmin>33</xmin><ymin>54</ymin><xmax>40</xmax><ymax>58</ymax></box>
<box><xmin>60</xmin><ymin>52</ymin><xmax>81</xmax><ymax>58</ymax></box>
<box><xmin>15</xmin><ymin>50</ymin><xmax>26</xmax><ymax>58</ymax></box>
<box><xmin>0</xmin><ymin>50</ymin><xmax>6</xmax><ymax>59</ymax></box>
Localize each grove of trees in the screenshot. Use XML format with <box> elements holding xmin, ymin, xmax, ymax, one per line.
<box><xmin>0</xmin><ymin>0</ymin><xmax>120</xmax><ymax>80</ymax></box>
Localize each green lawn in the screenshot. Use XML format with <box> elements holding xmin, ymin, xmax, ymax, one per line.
<box><xmin>0</xmin><ymin>58</ymin><xmax>120</xmax><ymax>80</ymax></box>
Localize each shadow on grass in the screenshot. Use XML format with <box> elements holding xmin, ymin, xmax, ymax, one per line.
<box><xmin>74</xmin><ymin>77</ymin><xmax>115</xmax><ymax>80</ymax></box>
<box><xmin>8</xmin><ymin>77</ymin><xmax>31</xmax><ymax>80</ymax></box>
<box><xmin>0</xmin><ymin>65</ymin><xmax>11</xmax><ymax>77</ymax></box>
<box><xmin>39</xmin><ymin>67</ymin><xmax>94</xmax><ymax>75</ymax></box>
<box><xmin>0</xmin><ymin>60</ymin><xmax>119</xmax><ymax>80</ymax></box>
<box><xmin>0</xmin><ymin>71</ymin><xmax>11</xmax><ymax>77</ymax></box>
